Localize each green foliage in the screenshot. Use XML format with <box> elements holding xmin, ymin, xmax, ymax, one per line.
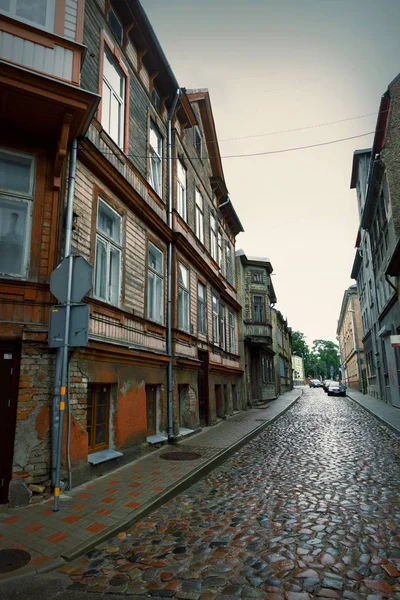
<box><xmin>291</xmin><ymin>332</ymin><xmax>340</xmax><ymax>380</ymax></box>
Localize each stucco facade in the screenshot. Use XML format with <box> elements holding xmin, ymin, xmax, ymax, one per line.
<box><xmin>336</xmin><ymin>286</ymin><xmax>364</xmax><ymax>392</ymax></box>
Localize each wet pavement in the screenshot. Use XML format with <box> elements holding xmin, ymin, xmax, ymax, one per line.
<box><xmin>4</xmin><ymin>388</ymin><xmax>400</xmax><ymax>599</ymax></box>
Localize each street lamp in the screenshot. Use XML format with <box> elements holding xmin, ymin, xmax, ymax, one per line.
<box><xmin>348</xmin><ymin>305</ymin><xmax>363</xmax><ymax>393</ymax></box>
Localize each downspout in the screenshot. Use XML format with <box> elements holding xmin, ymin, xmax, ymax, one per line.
<box><xmin>167</xmin><ymin>89</ymin><xmax>181</xmax><ymax>443</ymax></box>
<box><xmin>53</xmin><ymin>138</ymin><xmax>78</xmax><ymax>511</ymax></box>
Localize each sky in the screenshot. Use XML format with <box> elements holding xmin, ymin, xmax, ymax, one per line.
<box><xmin>141</xmin><ymin>0</ymin><xmax>400</xmax><ymax>347</ymax></box>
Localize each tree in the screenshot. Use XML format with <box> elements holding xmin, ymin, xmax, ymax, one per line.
<box><xmin>291</xmin><ymin>331</ymin><xmax>310</xmax><ymax>376</ymax></box>
<box><xmin>309</xmin><ymin>339</ymin><xmax>340</xmax><ymax>380</ymax></box>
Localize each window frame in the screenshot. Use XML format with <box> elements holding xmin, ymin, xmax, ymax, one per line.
<box><xmin>147</xmin><ymin>241</ymin><xmax>164</xmax><ymax>325</ymax></box>
<box><xmin>0</xmin><ymin>147</ymin><xmax>36</xmax><ymax>279</ymax></box>
<box><xmin>198</xmin><ymin>281</ymin><xmax>207</xmax><ymax>335</ymax></box>
<box><xmin>226</xmin><ymin>243</ymin><xmax>233</xmax><ymax>283</ymax></box>
<box><xmin>149</xmin><ymin>121</ymin><xmax>163</xmax><ymax>198</ymax></box>
<box><xmin>210</xmin><ymin>214</ymin><xmax>218</xmax><ymax>262</ymax></box>
<box><xmin>94</xmin><ymin>198</ymin><xmax>123</xmax><ymax>307</ymax></box>
<box><xmin>0</xmin><ymin>0</ymin><xmax>56</xmax><ymax>32</ymax></box>
<box><xmin>177</xmin><ymin>159</ymin><xmax>187</xmax><ymax>222</ymax></box>
<box><xmin>252</xmin><ymin>271</ymin><xmax>263</xmax><ymax>283</ymax></box>
<box><xmin>195</xmin><ymin>188</ymin><xmax>204</xmax><ymax>244</ymax></box>
<box><xmin>87</xmin><ymin>384</ymin><xmax>110</xmax><ymax>453</ymax></box>
<box><xmin>212</xmin><ymin>293</ymin><xmax>220</xmax><ymax>345</ymax></box>
<box><xmin>228</xmin><ymin>311</ymin><xmax>235</xmax><ymax>353</ymax></box>
<box><xmin>217</xmin><ymin>230</ymin><xmax>223</xmax><ymax>271</ymax></box>
<box><xmin>253</xmin><ymin>295</ymin><xmax>265</xmax><ymax>323</ymax></box>
<box><xmin>194</xmin><ymin>126</ymin><xmax>203</xmax><ymax>157</ymax></box>
<box><xmin>178</xmin><ymin>262</ymin><xmax>190</xmax><ymax>332</ymax></box>
<box><xmin>220</xmin><ymin>303</ymin><xmax>226</xmax><ymax>350</ymax></box>
<box><xmin>99</xmin><ymin>33</ymin><xmax>130</xmax><ymax>153</ymax></box>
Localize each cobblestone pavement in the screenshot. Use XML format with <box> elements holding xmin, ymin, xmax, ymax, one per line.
<box><xmin>8</xmin><ymin>388</ymin><xmax>400</xmax><ymax>599</ymax></box>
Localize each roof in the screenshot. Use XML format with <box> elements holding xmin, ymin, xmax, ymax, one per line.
<box><xmin>235</xmin><ymin>249</ymin><xmax>273</xmax><ymax>273</ymax></box>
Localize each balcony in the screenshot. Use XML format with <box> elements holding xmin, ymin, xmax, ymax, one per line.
<box><xmin>244</xmin><ymin>322</ymin><xmax>273</xmax><ymax>347</ymax></box>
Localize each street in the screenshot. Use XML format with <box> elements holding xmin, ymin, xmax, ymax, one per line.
<box><xmin>3</xmin><ymin>388</ymin><xmax>400</xmax><ymax>600</ymax></box>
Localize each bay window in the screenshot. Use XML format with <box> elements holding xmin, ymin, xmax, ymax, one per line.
<box><xmin>147</xmin><ymin>242</ymin><xmax>164</xmax><ymax>324</ymax></box>
<box><xmin>178</xmin><ymin>263</ymin><xmax>189</xmax><ymax>331</ymax></box>
<box><xmin>0</xmin><ymin>148</ymin><xmax>35</xmax><ymax>278</ymax></box>
<box><xmin>94</xmin><ymin>199</ymin><xmax>122</xmax><ymax>306</ymax></box>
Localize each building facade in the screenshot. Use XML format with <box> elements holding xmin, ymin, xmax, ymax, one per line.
<box><xmin>272</xmin><ymin>309</ymin><xmax>293</xmax><ymax>395</ymax></box>
<box><xmin>292</xmin><ymin>354</ymin><xmax>305</xmax><ymax>386</ymax></box>
<box><xmin>336</xmin><ymin>285</ymin><xmax>364</xmax><ymax>391</ymax></box>
<box><xmin>350</xmin><ymin>73</ymin><xmax>400</xmax><ymax>405</ymax></box>
<box><xmin>0</xmin><ymin>0</ymin><xmax>244</xmax><ymax>505</ymax></box>
<box><xmin>236</xmin><ymin>250</ymin><xmax>277</xmax><ymax>405</ymax></box>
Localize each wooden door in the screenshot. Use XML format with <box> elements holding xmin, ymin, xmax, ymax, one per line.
<box><xmin>198</xmin><ymin>351</ymin><xmax>209</xmax><ymax>426</ymax></box>
<box><xmin>146</xmin><ymin>385</ymin><xmax>157</xmax><ymax>435</ymax></box>
<box><xmin>0</xmin><ymin>343</ymin><xmax>20</xmax><ymax>504</ymax></box>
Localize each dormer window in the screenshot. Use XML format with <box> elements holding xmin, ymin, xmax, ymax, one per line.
<box><xmin>108</xmin><ymin>7</ymin><xmax>123</xmax><ymax>45</ymax></box>
<box><xmin>0</xmin><ymin>0</ymin><xmax>56</xmax><ymax>32</ymax></box>
<box><xmin>194</xmin><ymin>126</ymin><xmax>202</xmax><ymax>157</ymax></box>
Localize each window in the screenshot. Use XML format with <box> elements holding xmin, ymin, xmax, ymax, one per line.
<box><xmin>226</xmin><ymin>244</ymin><xmax>232</xmax><ymax>283</ymax></box>
<box><xmin>0</xmin><ymin>0</ymin><xmax>55</xmax><ymax>31</ymax></box>
<box><xmin>107</xmin><ymin>7</ymin><xmax>123</xmax><ymax>44</ymax></box>
<box><xmin>194</xmin><ymin>126</ymin><xmax>202</xmax><ymax>156</ymax></box>
<box><xmin>210</xmin><ymin>215</ymin><xmax>217</xmax><ymax>262</ymax></box>
<box><xmin>218</xmin><ymin>230</ymin><xmax>223</xmax><ymax>271</ymax></box>
<box><xmin>102</xmin><ymin>49</ymin><xmax>125</xmax><ymax>148</ymax></box>
<box><xmin>252</xmin><ymin>271</ymin><xmax>263</xmax><ymax>283</ymax></box>
<box><xmin>87</xmin><ymin>384</ymin><xmax>110</xmax><ymax>452</ymax></box>
<box><xmin>0</xmin><ymin>148</ymin><xmax>35</xmax><ymax>278</ymax></box>
<box><xmin>253</xmin><ymin>295</ymin><xmax>265</xmax><ymax>322</ymax></box>
<box><xmin>198</xmin><ymin>281</ymin><xmax>207</xmax><ymax>334</ymax></box>
<box><xmin>220</xmin><ymin>304</ymin><xmax>226</xmax><ymax>350</ymax></box>
<box><xmin>147</xmin><ymin>242</ymin><xmax>164</xmax><ymax>324</ymax></box>
<box><xmin>177</xmin><ymin>160</ymin><xmax>187</xmax><ymax>221</ymax></box>
<box><xmin>212</xmin><ymin>294</ymin><xmax>219</xmax><ymax>345</ymax></box>
<box><xmin>94</xmin><ymin>199</ymin><xmax>122</xmax><ymax>305</ymax></box>
<box><xmin>149</xmin><ymin>122</ymin><xmax>163</xmax><ymax>197</ymax></box>
<box><xmin>228</xmin><ymin>311</ymin><xmax>235</xmax><ymax>353</ymax></box>
<box><xmin>195</xmin><ymin>189</ymin><xmax>204</xmax><ymax>243</ymax></box>
<box><xmin>152</xmin><ymin>88</ymin><xmax>161</xmax><ymax>110</ymax></box>
<box><xmin>178</xmin><ymin>263</ymin><xmax>189</xmax><ymax>331</ymax></box>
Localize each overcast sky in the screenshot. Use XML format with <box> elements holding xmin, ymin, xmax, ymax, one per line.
<box><xmin>141</xmin><ymin>0</ymin><xmax>400</xmax><ymax>347</ymax></box>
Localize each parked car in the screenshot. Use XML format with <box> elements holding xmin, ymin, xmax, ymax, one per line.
<box><xmin>327</xmin><ymin>381</ymin><xmax>346</xmax><ymax>397</ymax></box>
<box><xmin>309</xmin><ymin>379</ymin><xmax>322</xmax><ymax>388</ymax></box>
<box><xmin>323</xmin><ymin>380</ymin><xmax>334</xmax><ymax>392</ymax></box>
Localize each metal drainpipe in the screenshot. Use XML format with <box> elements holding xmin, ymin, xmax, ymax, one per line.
<box><xmin>167</xmin><ymin>89</ymin><xmax>181</xmax><ymax>443</ymax></box>
<box><xmin>53</xmin><ymin>138</ymin><xmax>78</xmax><ymax>511</ymax></box>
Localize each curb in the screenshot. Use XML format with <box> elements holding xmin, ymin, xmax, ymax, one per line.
<box><xmin>0</xmin><ymin>391</ymin><xmax>301</xmax><ymax>581</ymax></box>
<box><xmin>346</xmin><ymin>392</ymin><xmax>400</xmax><ymax>437</ymax></box>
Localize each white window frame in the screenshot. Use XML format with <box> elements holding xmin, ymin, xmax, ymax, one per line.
<box><xmin>210</xmin><ymin>215</ymin><xmax>217</xmax><ymax>262</ymax></box>
<box><xmin>0</xmin><ymin>147</ymin><xmax>35</xmax><ymax>279</ymax></box>
<box><xmin>212</xmin><ymin>293</ymin><xmax>219</xmax><ymax>345</ymax></box>
<box><xmin>218</xmin><ymin>230</ymin><xmax>223</xmax><ymax>271</ymax></box>
<box><xmin>228</xmin><ymin>311</ymin><xmax>235</xmax><ymax>353</ymax></box>
<box><xmin>149</xmin><ymin>122</ymin><xmax>163</xmax><ymax>197</ymax></box>
<box><xmin>0</xmin><ymin>0</ymin><xmax>56</xmax><ymax>32</ymax></box>
<box><xmin>147</xmin><ymin>242</ymin><xmax>164</xmax><ymax>324</ymax></box>
<box><xmin>177</xmin><ymin>159</ymin><xmax>187</xmax><ymax>221</ymax></box>
<box><xmin>102</xmin><ymin>49</ymin><xmax>125</xmax><ymax>149</ymax></box>
<box><xmin>178</xmin><ymin>262</ymin><xmax>190</xmax><ymax>332</ymax></box>
<box><xmin>220</xmin><ymin>303</ymin><xmax>226</xmax><ymax>350</ymax></box>
<box><xmin>94</xmin><ymin>199</ymin><xmax>122</xmax><ymax>306</ymax></box>
<box><xmin>195</xmin><ymin>188</ymin><xmax>204</xmax><ymax>244</ymax></box>
<box><xmin>198</xmin><ymin>281</ymin><xmax>207</xmax><ymax>335</ymax></box>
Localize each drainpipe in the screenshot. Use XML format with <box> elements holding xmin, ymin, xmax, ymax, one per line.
<box><xmin>53</xmin><ymin>138</ymin><xmax>78</xmax><ymax>511</ymax></box>
<box><xmin>166</xmin><ymin>89</ymin><xmax>181</xmax><ymax>443</ymax></box>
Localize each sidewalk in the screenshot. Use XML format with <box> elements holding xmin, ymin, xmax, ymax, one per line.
<box><xmin>0</xmin><ymin>388</ymin><xmax>301</xmax><ymax>583</ymax></box>
<box><xmin>346</xmin><ymin>388</ymin><xmax>400</xmax><ymax>435</ymax></box>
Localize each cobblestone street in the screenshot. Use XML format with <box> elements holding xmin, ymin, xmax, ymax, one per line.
<box><xmin>5</xmin><ymin>389</ymin><xmax>400</xmax><ymax>600</ymax></box>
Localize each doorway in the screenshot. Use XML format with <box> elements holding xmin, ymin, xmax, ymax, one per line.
<box><xmin>0</xmin><ymin>342</ymin><xmax>20</xmax><ymax>504</ymax></box>
<box><xmin>198</xmin><ymin>350</ymin><xmax>209</xmax><ymax>426</ymax></box>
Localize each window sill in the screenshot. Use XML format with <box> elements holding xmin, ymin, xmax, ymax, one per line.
<box><xmin>147</xmin><ymin>434</ymin><xmax>168</xmax><ymax>445</ymax></box>
<box><xmin>87</xmin><ymin>449</ymin><xmax>123</xmax><ymax>465</ymax></box>
<box><xmin>178</xmin><ymin>427</ymin><xmax>194</xmax><ymax>437</ymax></box>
